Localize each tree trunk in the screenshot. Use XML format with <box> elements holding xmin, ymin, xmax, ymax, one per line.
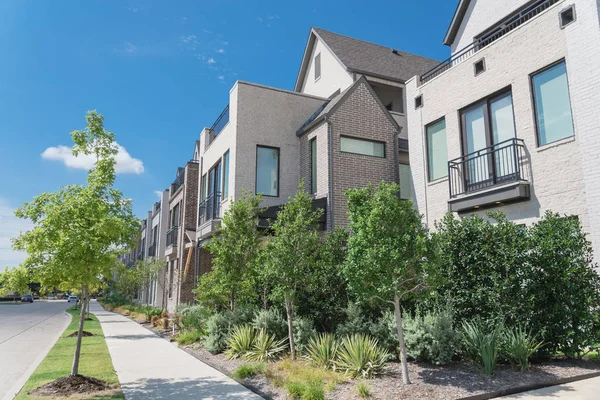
<box><xmin>71</xmin><ymin>284</ymin><xmax>88</xmax><ymax>376</ymax></box>
<box><xmin>285</xmin><ymin>295</ymin><xmax>296</xmax><ymax>360</ymax></box>
<box><xmin>393</xmin><ymin>295</ymin><xmax>411</xmax><ymax>384</ymax></box>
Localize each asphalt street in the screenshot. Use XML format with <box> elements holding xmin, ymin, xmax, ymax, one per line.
<box><xmin>0</xmin><ymin>300</ymin><xmax>71</xmax><ymax>400</ymax></box>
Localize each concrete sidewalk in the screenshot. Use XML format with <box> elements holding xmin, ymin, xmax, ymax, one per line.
<box><xmin>90</xmin><ymin>301</ymin><xmax>262</xmax><ymax>400</ymax></box>
<box><xmin>500</xmin><ymin>376</ymin><xmax>600</xmax><ymax>399</ymax></box>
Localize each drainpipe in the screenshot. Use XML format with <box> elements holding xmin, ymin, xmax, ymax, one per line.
<box><xmin>393</xmin><ymin>127</ymin><xmax>401</xmax><ymax>185</ymax></box>
<box><xmin>327</xmin><ymin>117</ymin><xmax>335</xmax><ymax>230</ymax></box>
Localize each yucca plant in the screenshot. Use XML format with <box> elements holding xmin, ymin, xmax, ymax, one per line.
<box><xmin>246</xmin><ymin>330</ymin><xmax>287</xmax><ymax>362</ymax></box>
<box><xmin>334</xmin><ymin>334</ymin><xmax>389</xmax><ymax>379</ymax></box>
<box><xmin>461</xmin><ymin>320</ymin><xmax>503</xmax><ymax>376</ymax></box>
<box><xmin>503</xmin><ymin>326</ymin><xmax>544</xmax><ymax>370</ymax></box>
<box><xmin>225</xmin><ymin>325</ymin><xmax>257</xmax><ymax>360</ymax></box>
<box><xmin>306</xmin><ymin>333</ymin><xmax>339</xmax><ymax>369</ymax></box>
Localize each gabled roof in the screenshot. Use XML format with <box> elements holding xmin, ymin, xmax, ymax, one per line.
<box><xmin>444</xmin><ymin>0</ymin><xmax>471</xmax><ymax>46</ymax></box>
<box><xmin>295</xmin><ymin>28</ymin><xmax>440</xmax><ymax>91</ymax></box>
<box><xmin>296</xmin><ymin>76</ymin><xmax>400</xmax><ymax>136</ymax></box>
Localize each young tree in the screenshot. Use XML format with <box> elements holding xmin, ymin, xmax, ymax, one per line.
<box><xmin>0</xmin><ymin>266</ymin><xmax>31</xmax><ymax>298</ymax></box>
<box><xmin>114</xmin><ymin>257</ymin><xmax>164</xmax><ymax>302</ymax></box>
<box><xmin>12</xmin><ymin>111</ymin><xmax>139</xmax><ymax>378</ymax></box>
<box><xmin>264</xmin><ymin>181</ymin><xmax>322</xmax><ymax>360</ymax></box>
<box><xmin>344</xmin><ymin>182</ymin><xmax>432</xmax><ymax>384</ymax></box>
<box><xmin>196</xmin><ymin>193</ymin><xmax>264</xmax><ymax>310</ymax></box>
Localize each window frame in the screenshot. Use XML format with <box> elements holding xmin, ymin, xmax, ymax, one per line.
<box><xmin>310</xmin><ymin>138</ymin><xmax>317</xmax><ymax>194</ymax></box>
<box><xmin>399</xmin><ymin>163</ymin><xmax>413</xmax><ymax>200</ymax></box>
<box><xmin>529</xmin><ymin>59</ymin><xmax>574</xmax><ymax>147</ymax></box>
<box><xmin>339</xmin><ymin>135</ymin><xmax>386</xmax><ymax>158</ymax></box>
<box><xmin>314</xmin><ymin>53</ymin><xmax>321</xmax><ymax>81</ymax></box>
<box><xmin>425</xmin><ymin>117</ymin><xmax>448</xmax><ymax>182</ymax></box>
<box><xmin>222</xmin><ymin>150</ymin><xmax>230</xmax><ymax>198</ymax></box>
<box><xmin>255</xmin><ymin>145</ymin><xmax>280</xmax><ymax>198</ymax></box>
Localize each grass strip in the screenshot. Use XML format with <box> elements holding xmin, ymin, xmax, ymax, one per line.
<box><xmin>16</xmin><ymin>307</ymin><xmax>123</xmax><ymax>400</ymax></box>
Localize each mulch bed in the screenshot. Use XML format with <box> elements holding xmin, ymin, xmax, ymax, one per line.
<box><xmin>29</xmin><ymin>375</ymin><xmax>113</xmax><ymax>397</ymax></box>
<box><xmin>65</xmin><ymin>330</ymin><xmax>96</xmax><ymax>338</ymax></box>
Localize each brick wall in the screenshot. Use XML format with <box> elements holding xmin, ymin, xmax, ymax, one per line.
<box><xmin>299</xmin><ymin>121</ymin><xmax>330</xmax><ymax>197</ymax></box>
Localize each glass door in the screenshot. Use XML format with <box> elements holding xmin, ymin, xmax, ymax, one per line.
<box><xmin>490</xmin><ymin>92</ymin><xmax>516</xmax><ymax>181</ymax></box>
<box><xmin>463</xmin><ymin>103</ymin><xmax>491</xmax><ymax>189</ymax></box>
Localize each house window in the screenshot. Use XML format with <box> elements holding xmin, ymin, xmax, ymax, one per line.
<box><xmin>171</xmin><ymin>203</ymin><xmax>180</xmax><ymax>227</ymax></box>
<box><xmin>222</xmin><ymin>151</ymin><xmax>230</xmax><ymax>197</ymax></box>
<box><xmin>426</xmin><ymin>119</ymin><xmax>448</xmax><ymax>181</ymax></box>
<box><xmin>399</xmin><ymin>164</ymin><xmax>413</xmax><ymax>200</ymax></box>
<box><xmin>310</xmin><ymin>138</ymin><xmax>317</xmax><ymax>194</ymax></box>
<box><xmin>314</xmin><ymin>53</ymin><xmax>321</xmax><ymax>81</ymax></box>
<box><xmin>532</xmin><ymin>61</ymin><xmax>574</xmax><ymax>146</ymax></box>
<box><xmin>208</xmin><ymin>160</ymin><xmax>222</xmax><ymax>199</ymax></box>
<box><xmin>340</xmin><ymin>136</ymin><xmax>385</xmax><ymax>158</ymax></box>
<box><xmin>200</xmin><ymin>174</ymin><xmax>207</xmax><ymax>201</ymax></box>
<box><xmin>256</xmin><ymin>145</ymin><xmax>280</xmax><ymax>197</ymax></box>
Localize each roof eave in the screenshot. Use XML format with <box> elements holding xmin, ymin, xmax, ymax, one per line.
<box><xmin>444</xmin><ymin>0</ymin><xmax>471</xmax><ymax>46</ymax></box>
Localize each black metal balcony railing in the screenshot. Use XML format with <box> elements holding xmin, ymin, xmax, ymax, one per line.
<box><xmin>166</xmin><ymin>226</ymin><xmax>179</xmax><ymax>248</ymax></box>
<box><xmin>448</xmin><ymin>138</ymin><xmax>527</xmax><ymax>199</ymax></box>
<box><xmin>421</xmin><ymin>0</ymin><xmax>559</xmax><ymax>84</ymax></box>
<box><xmin>171</xmin><ymin>168</ymin><xmax>185</xmax><ymax>193</ymax></box>
<box><xmin>148</xmin><ymin>242</ymin><xmax>156</xmax><ymax>257</ymax></box>
<box><xmin>198</xmin><ymin>191</ymin><xmax>221</xmax><ymax>227</ymax></box>
<box><xmin>207</xmin><ymin>105</ymin><xmax>230</xmax><ymax>146</ymax></box>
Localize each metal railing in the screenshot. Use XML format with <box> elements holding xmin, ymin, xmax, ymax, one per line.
<box><xmin>166</xmin><ymin>226</ymin><xmax>179</xmax><ymax>247</ymax></box>
<box><xmin>208</xmin><ymin>105</ymin><xmax>230</xmax><ymax>146</ymax></box>
<box><xmin>171</xmin><ymin>168</ymin><xmax>185</xmax><ymax>193</ymax></box>
<box><xmin>148</xmin><ymin>242</ymin><xmax>156</xmax><ymax>257</ymax></box>
<box><xmin>421</xmin><ymin>0</ymin><xmax>559</xmax><ymax>84</ymax></box>
<box><xmin>198</xmin><ymin>191</ymin><xmax>221</xmax><ymax>227</ymax></box>
<box><xmin>448</xmin><ymin>138</ymin><xmax>527</xmax><ymax>199</ymax></box>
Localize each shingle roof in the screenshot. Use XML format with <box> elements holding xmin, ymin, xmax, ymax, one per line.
<box><xmin>313</xmin><ymin>28</ymin><xmax>440</xmax><ymax>83</ymax></box>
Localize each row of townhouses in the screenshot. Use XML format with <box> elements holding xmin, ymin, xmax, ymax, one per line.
<box><xmin>120</xmin><ymin>0</ymin><xmax>600</xmax><ymax>312</ymax></box>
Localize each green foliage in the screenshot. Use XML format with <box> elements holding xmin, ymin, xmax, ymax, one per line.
<box><xmin>336</xmin><ymin>303</ymin><xmax>371</xmax><ymax>338</ymax></box>
<box><xmin>461</xmin><ymin>320</ymin><xmax>503</xmax><ymax>376</ymax></box>
<box><xmin>197</xmin><ymin>193</ymin><xmax>265</xmax><ymax>310</ymax></box>
<box><xmin>306</xmin><ymin>333</ymin><xmax>339</xmax><ymax>369</ymax></box>
<box><xmin>205</xmin><ymin>313</ymin><xmax>231</xmax><ymax>354</ymax></box>
<box><xmin>285</xmin><ymin>378</ymin><xmax>325</xmax><ymax>400</ymax></box>
<box><xmin>503</xmin><ymin>326</ymin><xmax>544</xmax><ymax>370</ymax></box>
<box><xmin>0</xmin><ymin>266</ymin><xmax>31</xmax><ymax>297</ymax></box>
<box><xmin>179</xmin><ymin>304</ymin><xmax>212</xmax><ymax>334</ymax></box>
<box><xmin>225</xmin><ymin>325</ymin><xmax>257</xmax><ymax>360</ymax></box>
<box><xmin>286</xmin><ymin>380</ymin><xmax>306</xmax><ymax>398</ymax></box>
<box><xmin>263</xmin><ymin>180</ymin><xmax>323</xmax><ymax>359</ymax></box>
<box><xmin>357</xmin><ymin>382</ymin><xmax>371</xmax><ymax>398</ymax></box>
<box><xmin>233</xmin><ymin>363</ymin><xmax>265</xmax><ymax>379</ymax></box>
<box><xmin>252</xmin><ymin>308</ymin><xmax>288</xmax><ymax>340</ymax></box>
<box><xmin>175</xmin><ymin>329</ymin><xmax>203</xmax><ymax>345</ymax></box>
<box><xmin>246</xmin><ymin>330</ymin><xmax>288</xmax><ymax>362</ymax></box>
<box><xmin>335</xmin><ymin>334</ymin><xmax>389</xmax><ymax>379</ymax></box>
<box><xmin>369</xmin><ymin>311</ymin><xmax>399</xmax><ymax>357</ymax></box>
<box><xmin>403</xmin><ymin>305</ymin><xmax>460</xmax><ymax>365</ymax></box>
<box><xmin>294</xmin><ymin>317</ymin><xmax>317</xmax><ymax>355</ymax></box>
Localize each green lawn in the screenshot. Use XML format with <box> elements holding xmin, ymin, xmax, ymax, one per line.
<box><xmin>16</xmin><ymin>307</ymin><xmax>123</xmax><ymax>399</ymax></box>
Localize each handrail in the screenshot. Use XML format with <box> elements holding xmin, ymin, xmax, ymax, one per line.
<box><xmin>210</xmin><ymin>105</ymin><xmax>230</xmax><ymax>137</ymax></box>
<box><xmin>198</xmin><ymin>191</ymin><xmax>222</xmax><ymax>227</ymax></box>
<box><xmin>166</xmin><ymin>226</ymin><xmax>179</xmax><ymax>247</ymax></box>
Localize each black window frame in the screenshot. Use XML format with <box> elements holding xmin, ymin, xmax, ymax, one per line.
<box><xmin>339</xmin><ymin>135</ymin><xmax>386</xmax><ymax>159</ymax></box>
<box><xmin>255</xmin><ymin>145</ymin><xmax>280</xmax><ymax>198</ymax></box>
<box><xmin>425</xmin><ymin>117</ymin><xmax>448</xmax><ymax>182</ymax></box>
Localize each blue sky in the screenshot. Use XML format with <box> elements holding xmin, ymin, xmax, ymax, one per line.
<box><xmin>0</xmin><ymin>0</ymin><xmax>457</xmax><ymax>267</ymax></box>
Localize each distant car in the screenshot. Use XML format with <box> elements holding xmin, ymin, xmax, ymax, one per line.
<box><xmin>67</xmin><ymin>295</ymin><xmax>79</xmax><ymax>303</ymax></box>
<box><xmin>48</xmin><ymin>295</ymin><xmax>57</xmax><ymax>300</ymax></box>
<box><xmin>21</xmin><ymin>294</ymin><xmax>33</xmax><ymax>303</ymax></box>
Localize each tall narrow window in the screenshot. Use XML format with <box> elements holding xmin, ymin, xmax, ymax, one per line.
<box><xmin>399</xmin><ymin>164</ymin><xmax>413</xmax><ymax>200</ymax></box>
<box><xmin>256</xmin><ymin>146</ymin><xmax>279</xmax><ymax>197</ymax></box>
<box><xmin>426</xmin><ymin>119</ymin><xmax>448</xmax><ymax>181</ymax></box>
<box><xmin>314</xmin><ymin>53</ymin><xmax>321</xmax><ymax>81</ymax></box>
<box><xmin>200</xmin><ymin>174</ymin><xmax>207</xmax><ymax>200</ymax></box>
<box><xmin>222</xmin><ymin>151</ymin><xmax>230</xmax><ymax>197</ymax></box>
<box><xmin>310</xmin><ymin>139</ymin><xmax>317</xmax><ymax>194</ymax></box>
<box><xmin>532</xmin><ymin>61</ymin><xmax>574</xmax><ymax>146</ymax></box>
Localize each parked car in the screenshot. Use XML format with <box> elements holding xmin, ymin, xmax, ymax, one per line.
<box><xmin>21</xmin><ymin>294</ymin><xmax>33</xmax><ymax>303</ymax></box>
<box><xmin>67</xmin><ymin>295</ymin><xmax>79</xmax><ymax>303</ymax></box>
<box><xmin>47</xmin><ymin>295</ymin><xmax>57</xmax><ymax>300</ymax></box>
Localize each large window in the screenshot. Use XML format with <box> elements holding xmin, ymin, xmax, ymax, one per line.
<box><xmin>532</xmin><ymin>61</ymin><xmax>574</xmax><ymax>146</ymax></box>
<box><xmin>399</xmin><ymin>164</ymin><xmax>413</xmax><ymax>200</ymax></box>
<box><xmin>340</xmin><ymin>136</ymin><xmax>385</xmax><ymax>158</ymax></box>
<box><xmin>200</xmin><ymin>174</ymin><xmax>207</xmax><ymax>201</ymax></box>
<box><xmin>314</xmin><ymin>53</ymin><xmax>321</xmax><ymax>81</ymax></box>
<box><xmin>426</xmin><ymin>119</ymin><xmax>448</xmax><ymax>181</ymax></box>
<box><xmin>256</xmin><ymin>145</ymin><xmax>279</xmax><ymax>197</ymax></box>
<box><xmin>310</xmin><ymin>139</ymin><xmax>317</xmax><ymax>194</ymax></box>
<box><xmin>222</xmin><ymin>151</ymin><xmax>230</xmax><ymax>197</ymax></box>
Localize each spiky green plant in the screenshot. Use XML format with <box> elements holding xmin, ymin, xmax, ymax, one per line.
<box><xmin>461</xmin><ymin>320</ymin><xmax>503</xmax><ymax>376</ymax></box>
<box><xmin>246</xmin><ymin>330</ymin><xmax>287</xmax><ymax>362</ymax></box>
<box><xmin>357</xmin><ymin>382</ymin><xmax>371</xmax><ymax>398</ymax></box>
<box><xmin>503</xmin><ymin>326</ymin><xmax>544</xmax><ymax>370</ymax></box>
<box><xmin>334</xmin><ymin>334</ymin><xmax>389</xmax><ymax>379</ymax></box>
<box><xmin>306</xmin><ymin>333</ymin><xmax>339</xmax><ymax>369</ymax></box>
<box><xmin>225</xmin><ymin>325</ymin><xmax>257</xmax><ymax>360</ymax></box>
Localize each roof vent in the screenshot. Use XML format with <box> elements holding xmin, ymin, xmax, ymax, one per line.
<box><xmin>559</xmin><ymin>5</ymin><xmax>576</xmax><ymax>29</ymax></box>
<box><xmin>391</xmin><ymin>49</ymin><xmax>402</xmax><ymax>56</ymax></box>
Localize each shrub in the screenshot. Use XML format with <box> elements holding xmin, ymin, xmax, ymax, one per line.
<box><xmin>302</xmin><ymin>378</ymin><xmax>325</xmax><ymax>400</ymax></box>
<box><xmin>503</xmin><ymin>326</ymin><xmax>544</xmax><ymax>370</ymax></box>
<box><xmin>286</xmin><ymin>381</ymin><xmax>305</xmax><ymax>399</ymax></box>
<box><xmin>336</xmin><ymin>303</ymin><xmax>371</xmax><ymax>337</ymax></box>
<box><xmin>357</xmin><ymin>382</ymin><xmax>371</xmax><ymax>398</ymax></box>
<box><xmin>294</xmin><ymin>317</ymin><xmax>317</xmax><ymax>355</ymax></box>
<box><xmin>161</xmin><ymin>311</ymin><xmax>169</xmax><ymax>318</ymax></box>
<box><xmin>161</xmin><ymin>317</ymin><xmax>170</xmax><ymax>330</ymax></box>
<box><xmin>233</xmin><ymin>363</ymin><xmax>265</xmax><ymax>379</ymax></box>
<box><xmin>462</xmin><ymin>320</ymin><xmax>503</xmax><ymax>376</ymax></box>
<box><xmin>403</xmin><ymin>305</ymin><xmax>459</xmax><ymax>365</ymax></box>
<box><xmin>370</xmin><ymin>311</ymin><xmax>398</xmax><ymax>357</ymax></box>
<box><xmin>306</xmin><ymin>333</ymin><xmax>339</xmax><ymax>369</ymax></box>
<box><xmin>179</xmin><ymin>304</ymin><xmax>211</xmax><ymax>334</ymax></box>
<box><xmin>335</xmin><ymin>334</ymin><xmax>389</xmax><ymax>378</ymax></box>
<box><xmin>226</xmin><ymin>325</ymin><xmax>257</xmax><ymax>360</ymax></box>
<box><xmin>205</xmin><ymin>313</ymin><xmax>230</xmax><ymax>354</ymax></box>
<box><xmin>252</xmin><ymin>308</ymin><xmax>288</xmax><ymax>340</ymax></box>
<box><xmin>176</xmin><ymin>330</ymin><xmax>203</xmax><ymax>345</ymax></box>
<box><xmin>246</xmin><ymin>330</ymin><xmax>287</xmax><ymax>362</ymax></box>
<box><xmin>151</xmin><ymin>315</ymin><xmax>160</xmax><ymax>327</ymax></box>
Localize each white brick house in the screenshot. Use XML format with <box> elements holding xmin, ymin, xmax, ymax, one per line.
<box><xmin>406</xmin><ymin>0</ymin><xmax>600</xmax><ymax>258</ymax></box>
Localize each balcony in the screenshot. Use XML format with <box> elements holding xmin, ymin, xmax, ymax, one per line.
<box><xmin>207</xmin><ymin>105</ymin><xmax>230</xmax><ymax>146</ymax></box>
<box><xmin>421</xmin><ymin>0</ymin><xmax>559</xmax><ymax>84</ymax></box>
<box><xmin>165</xmin><ymin>226</ymin><xmax>179</xmax><ymax>258</ymax></box>
<box><xmin>448</xmin><ymin>138</ymin><xmax>530</xmax><ymax>212</ymax></box>
<box><xmin>148</xmin><ymin>242</ymin><xmax>156</xmax><ymax>258</ymax></box>
<box><xmin>198</xmin><ymin>192</ymin><xmax>222</xmax><ymax>239</ymax></box>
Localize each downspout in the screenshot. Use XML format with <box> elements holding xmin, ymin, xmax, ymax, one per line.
<box><xmin>393</xmin><ymin>127</ymin><xmax>401</xmax><ymax>185</ymax></box>
<box><xmin>327</xmin><ymin>116</ymin><xmax>335</xmax><ymax>230</ymax></box>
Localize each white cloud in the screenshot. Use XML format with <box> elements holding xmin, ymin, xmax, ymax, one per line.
<box><xmin>128</xmin><ymin>7</ymin><xmax>141</xmax><ymax>13</ymax></box>
<box><xmin>180</xmin><ymin>34</ymin><xmax>197</xmax><ymax>44</ymax></box>
<box><xmin>124</xmin><ymin>41</ymin><xmax>137</xmax><ymax>53</ymax></box>
<box><xmin>216</xmin><ymin>48</ymin><xmax>225</xmax><ymax>54</ymax></box>
<box><xmin>202</xmin><ymin>29</ymin><xmax>213</xmax><ymax>34</ymax></box>
<box><xmin>218</xmin><ymin>75</ymin><xmax>225</xmax><ymax>80</ymax></box>
<box><xmin>221</xmin><ymin>41</ymin><xmax>229</xmax><ymax>46</ymax></box>
<box><xmin>207</xmin><ymin>58</ymin><xmax>216</xmax><ymax>64</ymax></box>
<box><xmin>0</xmin><ymin>198</ymin><xmax>33</xmax><ymax>268</ymax></box>
<box><xmin>154</xmin><ymin>190</ymin><xmax>163</xmax><ymax>199</ymax></box>
<box><xmin>41</xmin><ymin>143</ymin><xmax>144</xmax><ymax>175</ymax></box>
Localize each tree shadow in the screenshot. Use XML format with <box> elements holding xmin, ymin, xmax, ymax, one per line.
<box><xmin>122</xmin><ymin>376</ymin><xmax>262</xmax><ymax>399</ymax></box>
